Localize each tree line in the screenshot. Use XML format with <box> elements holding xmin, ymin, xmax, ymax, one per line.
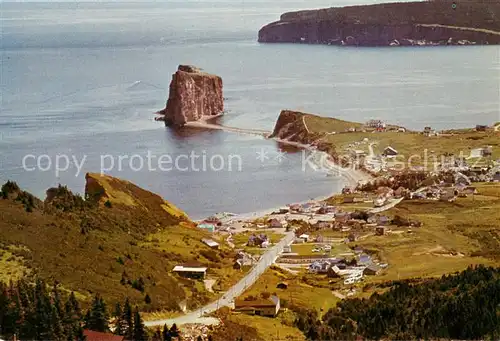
<box><xmin>294</xmin><ymin>265</ymin><xmax>500</xmax><ymax>340</ymax></box>
<box><xmin>0</xmin><ymin>278</ymin><xmax>181</xmax><ymax>340</ymax></box>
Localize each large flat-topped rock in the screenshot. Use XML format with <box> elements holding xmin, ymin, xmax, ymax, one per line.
<box><xmin>158</xmin><ymin>65</ymin><xmax>224</xmax><ymax>127</ymax></box>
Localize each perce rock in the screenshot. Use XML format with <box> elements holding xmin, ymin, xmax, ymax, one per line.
<box><xmin>157</xmin><ymin>65</ymin><xmax>224</xmax><ymax>127</ymax></box>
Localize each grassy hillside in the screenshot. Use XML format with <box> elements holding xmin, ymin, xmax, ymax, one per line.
<box><xmin>347</xmin><ymin>182</ymin><xmax>500</xmax><ymax>281</ymax></box>
<box><xmin>0</xmin><ymin>174</ymin><xmax>240</xmax><ymax>312</ymax></box>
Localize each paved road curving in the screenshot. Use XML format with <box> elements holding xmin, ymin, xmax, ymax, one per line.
<box><xmin>144</xmin><ymin>231</ymin><xmax>296</xmax><ymax>327</ymax></box>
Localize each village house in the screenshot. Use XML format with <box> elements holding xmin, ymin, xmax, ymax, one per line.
<box><xmin>363</xmin><ymin>264</ymin><xmax>381</xmax><ymax>276</ymax></box>
<box><xmin>423</xmin><ymin>126</ymin><xmax>433</xmax><ymax>136</ymax></box>
<box><xmin>276</xmin><ymin>282</ymin><xmax>288</xmax><ymax>289</ymax></box>
<box><xmin>234</xmin><ymin>257</ymin><xmax>253</xmax><ymax>270</ymax></box>
<box><xmin>327</xmin><ymin>265</ymin><xmax>342</xmax><ymax>278</ymax></box>
<box><xmin>440</xmin><ymin>188</ymin><xmax>457</xmax><ymax>202</ymax></box>
<box><xmin>201</xmin><ymin>238</ymin><xmax>219</xmax><ymax>249</ymax></box>
<box><xmin>172</xmin><ymin>263</ymin><xmax>208</xmax><ymax>279</ymax></box>
<box><xmin>83</xmin><ymin>330</ymin><xmax>124</xmax><ymax>341</ymax></box>
<box><xmin>197</xmin><ymin>223</ymin><xmax>216</xmax><ymax>233</ymax></box>
<box><xmin>455</xmin><ymin>173</ymin><xmax>472</xmax><ymax>186</ymax></box>
<box><xmin>375</xmin><ymin>226</ymin><xmax>387</xmax><ymax>236</ymax></box>
<box><xmin>383</xmin><ymin>146</ymin><xmax>398</xmax><ymax>157</ymax></box>
<box><xmin>283</xmin><ymin>245</ymin><xmax>292</xmax><ymax>253</ymax></box>
<box><xmin>268</xmin><ymin>218</ymin><xmax>286</xmax><ymax>228</ymax></box>
<box><xmin>298</xmin><ymin>234</ymin><xmax>310</xmax><ymax>242</ymax></box>
<box><xmin>335</xmin><ymin>212</ymin><xmax>351</xmax><ymax>224</ymax></box>
<box><xmin>366</xmin><ymin>119</ymin><xmax>385</xmax><ymax>129</ymax></box>
<box><xmin>309</xmin><ymin>260</ymin><xmax>332</xmax><ymax>274</ymax></box>
<box><xmin>234</xmin><ymin>295</ymin><xmax>280</xmax><ymax>317</ymax></box>
<box><xmin>313</xmin><ymin>220</ymin><xmax>333</xmax><ymax>229</ymax></box>
<box><xmin>351</xmin><ymin>149</ymin><xmax>367</xmax><ymax>159</ymax></box>
<box><xmin>470</xmin><ymin>146</ymin><xmax>493</xmax><ymax>158</ymax></box>
<box><xmin>358</xmin><ymin>254</ymin><xmax>372</xmax><ymax>265</ymax></box>
<box><xmin>203</xmin><ymin>216</ymin><xmax>222</xmax><ymax>226</ymax></box>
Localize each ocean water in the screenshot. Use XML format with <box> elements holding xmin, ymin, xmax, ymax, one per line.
<box><xmin>1</xmin><ymin>1</ymin><xmax>499</xmax><ymax>218</ymax></box>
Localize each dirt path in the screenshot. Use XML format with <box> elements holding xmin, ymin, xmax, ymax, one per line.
<box><xmin>302</xmin><ymin>115</ymin><xmax>310</xmax><ymax>133</ymax></box>
<box><xmin>184</xmin><ymin>121</ymin><xmax>270</xmax><ymax>137</ymax></box>
<box><xmin>416</xmin><ymin>24</ymin><xmax>500</xmax><ymax>36</ymax></box>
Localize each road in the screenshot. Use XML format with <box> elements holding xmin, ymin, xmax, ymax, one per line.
<box><xmin>366</xmin><ymin>142</ymin><xmax>382</xmax><ymax>172</ymax></box>
<box><xmin>144</xmin><ymin>231</ymin><xmax>296</xmax><ymax>327</ymax></box>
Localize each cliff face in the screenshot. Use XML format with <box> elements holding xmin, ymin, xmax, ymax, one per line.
<box><xmin>259</xmin><ymin>22</ymin><xmax>500</xmax><ymax>46</ymax></box>
<box><xmin>158</xmin><ymin>65</ymin><xmax>224</xmax><ymax>127</ymax></box>
<box><xmin>258</xmin><ymin>1</ymin><xmax>500</xmax><ymax>46</ymax></box>
<box><xmin>270</xmin><ymin>110</ymin><xmax>337</xmax><ymax>156</ymax></box>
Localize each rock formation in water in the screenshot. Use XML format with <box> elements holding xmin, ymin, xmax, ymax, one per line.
<box><xmin>157</xmin><ymin>65</ymin><xmax>224</xmax><ymax>126</ymax></box>
<box><xmin>258</xmin><ymin>1</ymin><xmax>500</xmax><ymax>47</ymax></box>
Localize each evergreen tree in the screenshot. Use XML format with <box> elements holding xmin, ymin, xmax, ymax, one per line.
<box><xmin>84</xmin><ymin>294</ymin><xmax>109</xmax><ymax>332</ymax></box>
<box><xmin>132</xmin><ymin>307</ymin><xmax>147</xmax><ymax>341</ymax></box>
<box><xmin>162</xmin><ymin>324</ymin><xmax>172</xmax><ymax>341</ymax></box>
<box><xmin>0</xmin><ymin>282</ymin><xmax>19</xmax><ymax>338</ymax></box>
<box><xmin>169</xmin><ymin>323</ymin><xmax>179</xmax><ymax>337</ymax></box>
<box><xmin>49</xmin><ymin>304</ymin><xmax>65</xmax><ymax>341</ymax></box>
<box><xmin>34</xmin><ymin>278</ymin><xmax>51</xmax><ymax>340</ymax></box>
<box><xmin>64</xmin><ymin>292</ymin><xmax>82</xmax><ymax>341</ymax></box>
<box><xmin>122</xmin><ymin>298</ymin><xmax>134</xmax><ymax>340</ymax></box>
<box><xmin>145</xmin><ymin>293</ymin><xmax>152</xmax><ymax>304</ymax></box>
<box><xmin>113</xmin><ymin>302</ymin><xmax>126</xmax><ymax>336</ymax></box>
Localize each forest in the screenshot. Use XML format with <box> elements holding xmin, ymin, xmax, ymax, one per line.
<box><xmin>0</xmin><ymin>278</ymin><xmax>181</xmax><ymax>341</ymax></box>
<box><xmin>294</xmin><ymin>265</ymin><xmax>500</xmax><ymax>340</ymax></box>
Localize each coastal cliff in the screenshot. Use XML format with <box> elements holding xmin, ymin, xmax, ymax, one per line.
<box><xmin>270</xmin><ymin>110</ymin><xmax>339</xmax><ymax>158</ymax></box>
<box><xmin>259</xmin><ymin>1</ymin><xmax>500</xmax><ymax>46</ymax></box>
<box><xmin>157</xmin><ymin>65</ymin><xmax>224</xmax><ymax>126</ymax></box>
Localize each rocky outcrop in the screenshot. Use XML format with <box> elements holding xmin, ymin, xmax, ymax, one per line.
<box><xmin>85</xmin><ymin>173</ymin><xmax>190</xmax><ymax>222</ymax></box>
<box><xmin>258</xmin><ymin>1</ymin><xmax>500</xmax><ymax>46</ymax></box>
<box><xmin>270</xmin><ymin>110</ymin><xmax>338</xmax><ymax>158</ymax></box>
<box><xmin>157</xmin><ymin>65</ymin><xmax>223</xmax><ymax>127</ymax></box>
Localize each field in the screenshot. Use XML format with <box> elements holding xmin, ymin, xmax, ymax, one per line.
<box><xmin>240</xmin><ymin>266</ymin><xmax>339</xmax><ymax>314</ymax></box>
<box><xmin>352</xmin><ymin>182</ymin><xmax>500</xmax><ymax>282</ymax></box>
<box><xmin>325</xmin><ymin>129</ymin><xmax>499</xmax><ymax>166</ymax></box>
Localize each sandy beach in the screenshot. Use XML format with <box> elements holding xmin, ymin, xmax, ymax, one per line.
<box><xmin>188</xmin><ymin>120</ymin><xmax>373</xmax><ymax>222</ymax></box>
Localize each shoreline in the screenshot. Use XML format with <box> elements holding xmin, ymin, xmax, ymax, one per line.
<box><xmin>187</xmin><ymin>121</ymin><xmax>373</xmax><ymax>222</ymax></box>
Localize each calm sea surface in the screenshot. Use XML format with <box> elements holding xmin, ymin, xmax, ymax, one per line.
<box><xmin>1</xmin><ymin>1</ymin><xmax>499</xmax><ymax>218</ymax></box>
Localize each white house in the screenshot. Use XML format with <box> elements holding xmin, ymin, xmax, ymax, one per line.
<box><xmin>201</xmin><ymin>238</ymin><xmax>219</xmax><ymax>249</ymax></box>
<box><xmin>298</xmin><ymin>234</ymin><xmax>310</xmax><ymax>242</ymax></box>
<box><xmin>383</xmin><ymin>146</ymin><xmax>398</xmax><ymax>156</ymax></box>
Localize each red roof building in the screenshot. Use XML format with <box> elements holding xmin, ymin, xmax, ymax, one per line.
<box><xmin>82</xmin><ymin>330</ymin><xmax>125</xmax><ymax>341</ymax></box>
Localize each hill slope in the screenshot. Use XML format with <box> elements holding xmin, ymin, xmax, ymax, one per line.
<box><xmin>0</xmin><ymin>174</ymin><xmax>237</xmax><ymax>311</ymax></box>
<box><xmin>258</xmin><ymin>0</ymin><xmax>500</xmax><ymax>46</ymax></box>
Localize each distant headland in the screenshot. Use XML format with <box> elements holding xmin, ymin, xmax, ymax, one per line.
<box><xmin>258</xmin><ymin>0</ymin><xmax>500</xmax><ymax>47</ymax></box>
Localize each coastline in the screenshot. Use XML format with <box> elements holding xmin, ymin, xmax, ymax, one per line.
<box><xmin>187</xmin><ymin>121</ymin><xmax>373</xmax><ymax>222</ymax></box>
